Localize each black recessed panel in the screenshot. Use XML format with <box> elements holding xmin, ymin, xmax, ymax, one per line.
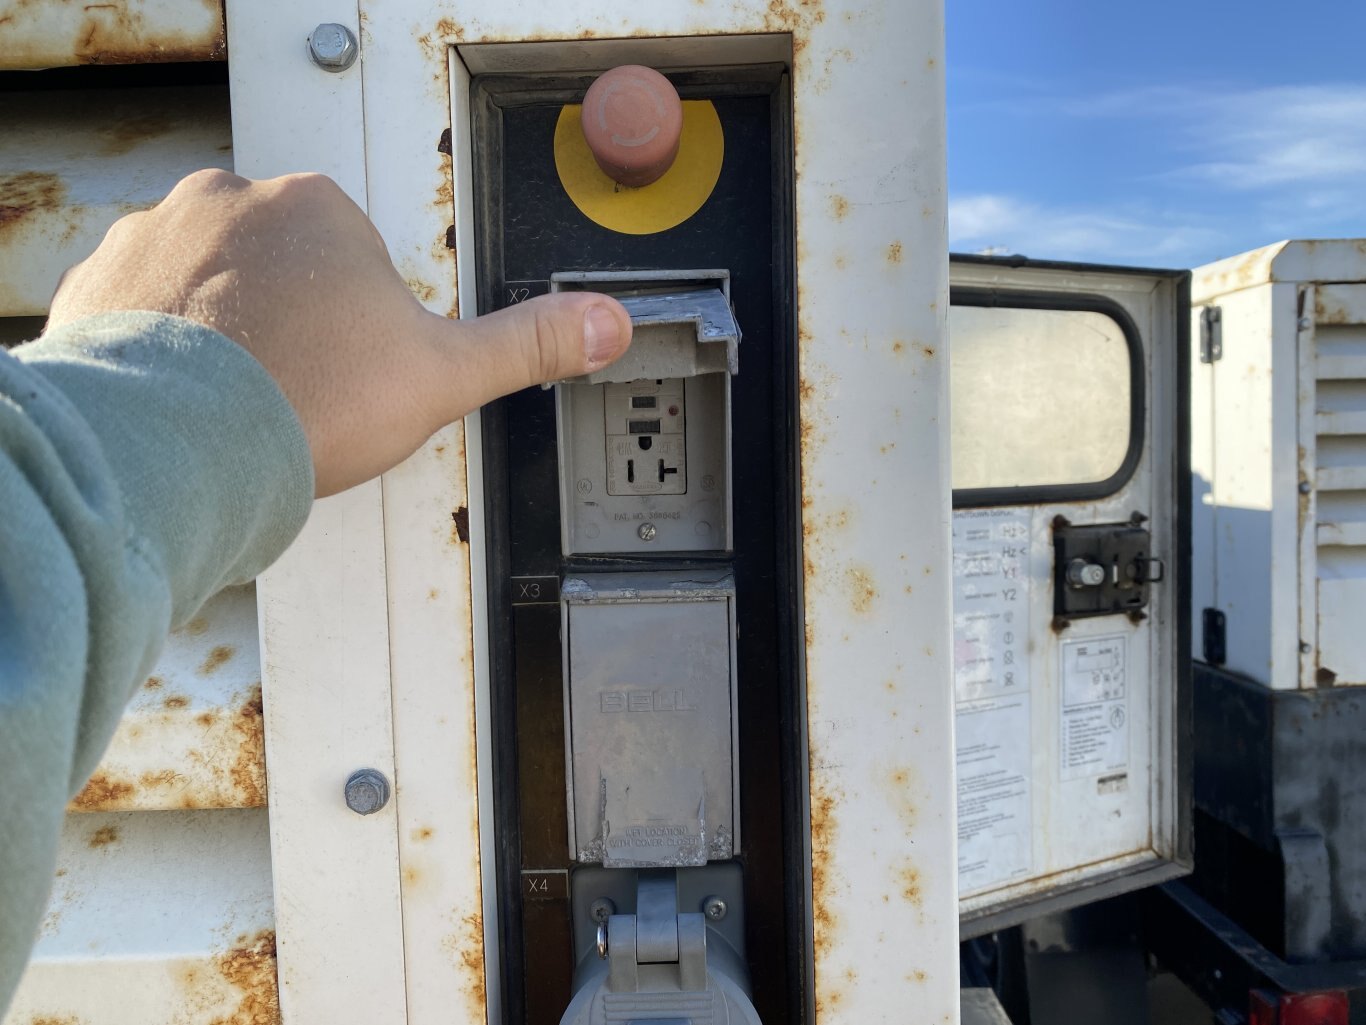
<box><xmin>473</xmin><ymin>69</ymin><xmax>802</xmax><ymax>1025</ymax></box>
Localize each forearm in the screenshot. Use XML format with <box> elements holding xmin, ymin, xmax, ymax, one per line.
<box><xmin>0</xmin><ymin>312</ymin><xmax>312</xmax><ymax>1012</ymax></box>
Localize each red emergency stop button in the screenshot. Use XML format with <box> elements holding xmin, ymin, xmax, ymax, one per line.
<box><xmin>581</xmin><ymin>65</ymin><xmax>684</xmax><ymax>188</ymax></box>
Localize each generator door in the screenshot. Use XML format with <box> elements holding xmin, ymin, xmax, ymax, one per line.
<box><xmin>948</xmin><ymin>256</ymin><xmax>1192</xmax><ymax>933</ymax></box>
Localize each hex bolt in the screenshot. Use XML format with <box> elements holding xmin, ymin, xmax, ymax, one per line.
<box><xmin>308</xmin><ymin>23</ymin><xmax>358</xmax><ymax>72</ymax></box>
<box><xmin>344</xmin><ymin>768</ymin><xmax>390</xmax><ymax>815</ymax></box>
<box><xmin>637</xmin><ymin>522</ymin><xmax>658</xmax><ymax>542</ymax></box>
<box><xmin>702</xmin><ymin>896</ymin><xmax>728</xmax><ymax>921</ymax></box>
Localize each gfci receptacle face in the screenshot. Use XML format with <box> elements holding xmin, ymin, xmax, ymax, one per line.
<box><xmin>604</xmin><ymin>379</ymin><xmax>687</xmax><ymax>496</ymax></box>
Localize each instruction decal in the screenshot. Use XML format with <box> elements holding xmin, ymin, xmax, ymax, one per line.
<box><xmin>952</xmin><ymin>509</ymin><xmax>1032</xmax><ymax>703</ymax></box>
<box><xmin>1060</xmin><ymin>635</ymin><xmax>1129</xmax><ymax>781</ymax></box>
<box><xmin>953</xmin><ymin>509</ymin><xmax>1034</xmax><ymax>894</ymax></box>
<box><xmin>956</xmin><ymin>693</ymin><xmax>1033</xmax><ymax>894</ymax></box>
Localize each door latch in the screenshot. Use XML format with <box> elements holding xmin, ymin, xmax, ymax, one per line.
<box><xmin>1053</xmin><ymin>518</ymin><xmax>1163</xmax><ymax>621</ymax></box>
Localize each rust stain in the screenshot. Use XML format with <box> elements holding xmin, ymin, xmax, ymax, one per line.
<box><xmin>441</xmin><ymin>910</ymin><xmax>487</xmax><ymax>1013</ymax></box>
<box><xmin>897</xmin><ymin>859</ymin><xmax>923</xmax><ymax>908</ymax></box>
<box><xmin>68</xmin><ymin>3</ymin><xmax>227</xmax><ymax>67</ymax></box>
<box><xmin>163</xmin><ymin>694</ymin><xmax>190</xmax><ymax>710</ymax></box>
<box><xmin>183</xmin><ymin>616</ymin><xmax>210</xmax><ymax>636</ymax></box>
<box><xmin>891</xmin><ymin>340</ymin><xmax>906</xmax><ymax>356</ymax></box>
<box><xmin>809</xmin><ymin>777</ymin><xmax>842</xmax><ymax>959</ymax></box>
<box><xmin>226</xmin><ymin>684</ymin><xmax>268</xmax><ymax>807</ymax></box>
<box><xmin>26</xmin><ymin>1017</ymin><xmax>82</xmax><ymax>1025</ymax></box>
<box><xmin>919</xmin><ymin>344</ymin><xmax>936</xmax><ymax>359</ymax></box>
<box><xmin>144</xmin><ymin>675</ymin><xmax>163</xmax><ymax>690</ymax></box>
<box><xmin>846</xmin><ymin>565</ymin><xmax>877</xmax><ymax>614</ymax></box>
<box><xmin>98</xmin><ymin>111</ymin><xmax>177</xmax><ymax>156</ymax></box>
<box><xmin>427</xmin><ymin>587</ymin><xmax>440</xmax><ymax>601</ymax></box>
<box><xmin>210</xmin><ymin>930</ymin><xmax>281</xmax><ymax>1025</ymax></box>
<box><xmin>0</xmin><ymin>172</ymin><xmax>66</xmax><ymax>234</ymax></box>
<box><xmin>87</xmin><ymin>824</ymin><xmax>119</xmax><ymax>848</ymax></box>
<box><xmin>830</xmin><ymin>195</ymin><xmax>849</xmax><ymax>220</ymax></box>
<box><xmin>199</xmin><ymin>644</ymin><xmax>236</xmax><ymax>675</ymax></box>
<box><xmin>69</xmin><ymin>772</ymin><xmax>133</xmax><ymax>811</ymax></box>
<box><xmin>412</xmin><ymin>826</ymin><xmax>435</xmax><ymax>841</ymax></box>
<box><xmin>407</xmin><ymin>278</ymin><xmax>438</xmax><ymax>303</ymax></box>
<box><xmin>68</xmin><ymin>684</ymin><xmax>266</xmax><ymax>811</ymax></box>
<box><xmin>451</xmin><ymin>505</ymin><xmax>471</xmax><ymax>544</ymax></box>
<box><xmin>833</xmin><ymin>251</ymin><xmax>848</xmax><ymax>271</ymax></box>
<box><xmin>886</xmin><ymin>241</ymin><xmax>904</xmax><ymax>263</ymax></box>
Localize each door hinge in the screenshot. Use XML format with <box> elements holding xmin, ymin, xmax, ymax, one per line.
<box><xmin>1200</xmin><ymin>305</ymin><xmax>1223</xmax><ymax>364</ymax></box>
<box><xmin>1202</xmin><ymin>607</ymin><xmax>1227</xmax><ymax>665</ymax></box>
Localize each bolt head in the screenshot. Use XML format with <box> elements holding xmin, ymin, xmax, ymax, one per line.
<box><xmin>308</xmin><ymin>23</ymin><xmax>358</xmax><ymax>71</ymax></box>
<box><xmin>1299</xmin><ymin>316</ymin><xmax>1313</xmax><ymax>331</ymax></box>
<box><xmin>1299</xmin><ymin>481</ymin><xmax>1313</xmax><ymax>495</ymax></box>
<box><xmin>702</xmin><ymin>896</ymin><xmax>728</xmax><ymax>921</ymax></box>
<box><xmin>345</xmin><ymin>768</ymin><xmax>390</xmax><ymax>815</ymax></box>
<box><xmin>637</xmin><ymin>522</ymin><xmax>657</xmax><ymax>542</ymax></box>
<box><xmin>1301</xmin><ymin>641</ymin><xmax>1313</xmax><ymax>654</ymax></box>
<box><xmin>589</xmin><ymin>897</ymin><xmax>616</xmax><ymax>923</ymax></box>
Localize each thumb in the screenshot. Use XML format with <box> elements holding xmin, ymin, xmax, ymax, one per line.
<box><xmin>425</xmin><ymin>292</ymin><xmax>633</xmax><ymax>417</ymax></box>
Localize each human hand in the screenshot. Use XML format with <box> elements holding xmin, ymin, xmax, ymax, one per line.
<box><xmin>46</xmin><ymin>170</ymin><xmax>632</xmax><ymax>496</ymax></box>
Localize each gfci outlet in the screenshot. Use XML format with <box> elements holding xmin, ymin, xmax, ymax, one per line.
<box><xmin>604</xmin><ymin>379</ymin><xmax>687</xmax><ymax>496</ymax></box>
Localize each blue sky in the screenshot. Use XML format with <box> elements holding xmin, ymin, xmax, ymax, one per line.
<box><xmin>946</xmin><ymin>0</ymin><xmax>1366</xmax><ymax>268</ymax></box>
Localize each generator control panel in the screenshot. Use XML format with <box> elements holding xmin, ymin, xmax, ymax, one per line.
<box><xmin>475</xmin><ymin>58</ymin><xmax>801</xmax><ymax>1025</ymax></box>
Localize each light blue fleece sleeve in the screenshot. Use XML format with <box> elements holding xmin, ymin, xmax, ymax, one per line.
<box><xmin>0</xmin><ymin>312</ymin><xmax>314</xmax><ymax>1014</ymax></box>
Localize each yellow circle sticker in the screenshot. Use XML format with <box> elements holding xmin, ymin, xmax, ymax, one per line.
<box><xmin>554</xmin><ymin>99</ymin><xmax>724</xmax><ymax>236</ymax></box>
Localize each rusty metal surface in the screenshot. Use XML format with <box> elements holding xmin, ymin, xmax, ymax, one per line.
<box><xmin>0</xmin><ymin>84</ymin><xmax>232</xmax><ymax>317</ymax></box>
<box><xmin>3</xmin><ymin>809</ymin><xmax>277</xmax><ymax>1025</ymax></box>
<box><xmin>0</xmin><ymin>0</ymin><xmax>225</xmax><ymax>69</ymax></box>
<box><xmin>68</xmin><ymin>585</ymin><xmax>266</xmax><ymax>813</ymax></box>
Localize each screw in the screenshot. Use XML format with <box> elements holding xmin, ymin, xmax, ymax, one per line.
<box><xmin>1301</xmin><ymin>641</ymin><xmax>1313</xmax><ymax>654</ymax></box>
<box><xmin>1299</xmin><ymin>481</ymin><xmax>1312</xmax><ymax>495</ymax></box>
<box><xmin>1299</xmin><ymin>316</ymin><xmax>1313</xmax><ymax>331</ymax></box>
<box><xmin>344</xmin><ymin>768</ymin><xmax>390</xmax><ymax>815</ymax></box>
<box><xmin>638</xmin><ymin>522</ymin><xmax>657</xmax><ymax>542</ymax></box>
<box><xmin>589</xmin><ymin>897</ymin><xmax>616</xmax><ymax>923</ymax></box>
<box><xmin>308</xmin><ymin>23</ymin><xmax>358</xmax><ymax>72</ymax></box>
<box><xmin>702</xmin><ymin>896</ymin><xmax>728</xmax><ymax>921</ymax></box>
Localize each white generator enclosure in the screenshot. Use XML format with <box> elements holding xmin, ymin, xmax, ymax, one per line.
<box><xmin>2</xmin><ymin>2</ymin><xmax>957</xmax><ymax>1025</ymax></box>
<box><xmin>1192</xmin><ymin>240</ymin><xmax>1366</xmax><ymax>691</ymax></box>
<box><xmin>948</xmin><ymin>256</ymin><xmax>1192</xmax><ymax>934</ymax></box>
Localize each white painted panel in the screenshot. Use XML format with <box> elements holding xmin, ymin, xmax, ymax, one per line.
<box><xmin>3</xmin><ymin>809</ymin><xmax>275</xmax><ymax>1025</ymax></box>
<box><xmin>367</xmin><ymin>3</ymin><xmax>957</xmax><ymax>1022</ymax></box>
<box><xmin>357</xmin><ymin>22</ymin><xmax>490</xmax><ymax>1020</ymax></box>
<box><xmin>0</xmin><ymin>0</ymin><xmax>225</xmax><ymax>70</ymax></box>
<box><xmin>229</xmin><ymin>3</ymin><xmax>409</xmax><ymax>1024</ymax></box>
<box><xmin>70</xmin><ymin>585</ymin><xmax>266</xmax><ymax>813</ymax></box>
<box><xmin>0</xmin><ymin>86</ymin><xmax>232</xmax><ymax>316</ymax></box>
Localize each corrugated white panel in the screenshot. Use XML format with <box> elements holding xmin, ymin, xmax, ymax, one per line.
<box><xmin>1314</xmin><ymin>289</ymin><xmax>1366</xmax><ymax>684</ymax></box>
<box><xmin>68</xmin><ymin>585</ymin><xmax>267</xmax><ymax>813</ymax></box>
<box><xmin>3</xmin><ymin>809</ymin><xmax>275</xmax><ymax>1025</ymax></box>
<box><xmin>0</xmin><ymin>86</ymin><xmax>232</xmax><ymax>316</ymax></box>
<box><xmin>0</xmin><ymin>0</ymin><xmax>225</xmax><ymax>70</ymax></box>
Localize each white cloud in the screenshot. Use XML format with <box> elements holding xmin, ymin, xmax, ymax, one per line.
<box><xmin>948</xmin><ymin>81</ymin><xmax>1366</xmax><ymax>264</ymax></box>
<box><xmin>948</xmin><ymin>193</ymin><xmax>1225</xmax><ymax>264</ymax></box>
<box><xmin>1067</xmin><ymin>83</ymin><xmax>1366</xmax><ymax>191</ymax></box>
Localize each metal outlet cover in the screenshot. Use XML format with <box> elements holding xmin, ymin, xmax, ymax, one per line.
<box><xmin>562</xmin><ymin>571</ymin><xmax>739</xmax><ymax>866</ymax></box>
